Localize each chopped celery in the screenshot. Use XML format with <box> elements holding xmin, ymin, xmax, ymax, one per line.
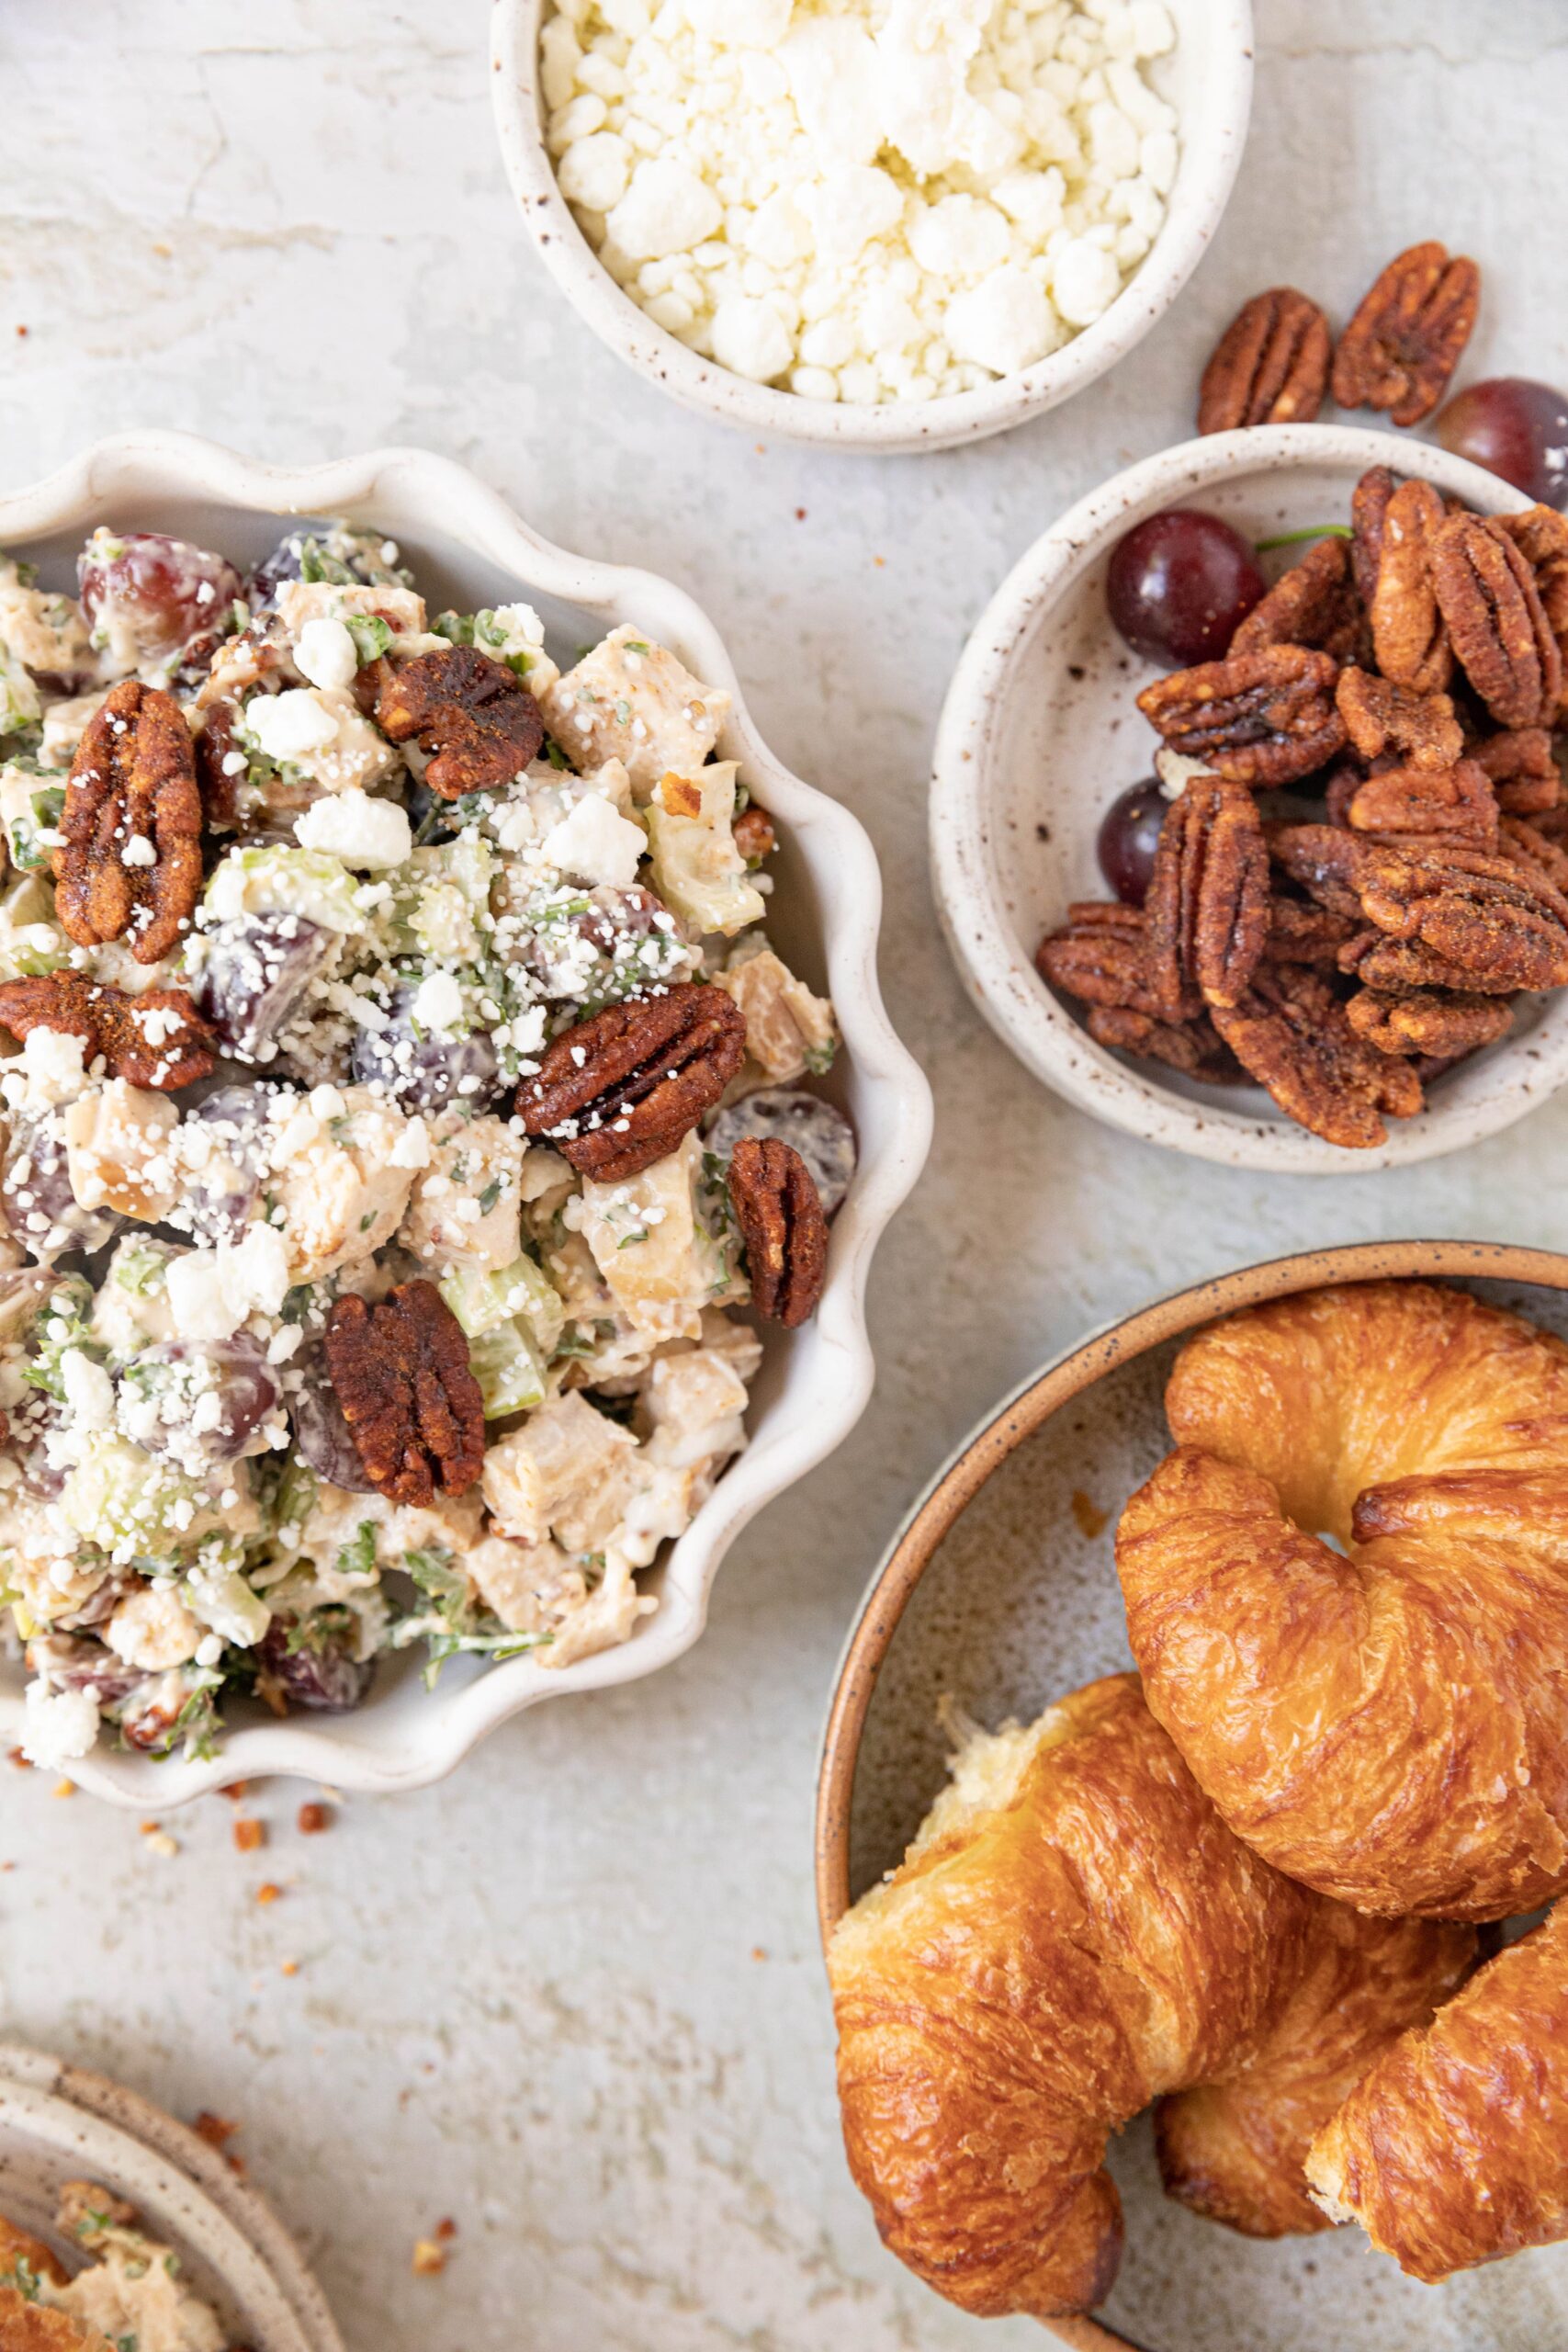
<box><xmin>204</xmin><ymin>842</ymin><xmax>366</xmax><ymax>933</ymax></box>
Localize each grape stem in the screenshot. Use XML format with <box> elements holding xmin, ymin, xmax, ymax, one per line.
<box><xmin>1255</xmin><ymin>525</ymin><xmax>1355</xmax><ymax>551</ymax></box>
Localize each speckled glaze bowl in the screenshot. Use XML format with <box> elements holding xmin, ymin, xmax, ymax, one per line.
<box><xmin>931</xmin><ymin>424</ymin><xmax>1564</xmax><ymax>1170</ymax></box>
<box><xmin>490</xmin><ymin>0</ymin><xmax>1254</xmax><ymax>453</ymax></box>
<box><xmin>0</xmin><ymin>430</ymin><xmax>931</xmax><ymax>1806</ymax></box>
<box><xmin>0</xmin><ymin>2044</ymin><xmax>343</xmax><ymax>2352</ymax></box>
<box><xmin>816</xmin><ymin>1239</ymin><xmax>1568</xmax><ymax>2352</ymax></box>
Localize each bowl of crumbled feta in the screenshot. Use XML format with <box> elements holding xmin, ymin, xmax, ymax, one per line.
<box><xmin>0</xmin><ymin>430</ymin><xmax>931</xmax><ymax>1804</ymax></box>
<box><xmin>493</xmin><ymin>0</ymin><xmax>1253</xmax><ymax>448</ymax></box>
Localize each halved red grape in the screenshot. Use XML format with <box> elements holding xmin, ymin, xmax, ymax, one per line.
<box><xmin>78</xmin><ymin>529</ymin><xmax>243</xmax><ymax>669</ymax></box>
<box><xmin>1097</xmin><ymin>779</ymin><xmax>1168</xmax><ymax>906</ymax></box>
<box><xmin>1434</xmin><ymin>378</ymin><xmax>1568</xmax><ymax>509</ymax></box>
<box><xmin>1106</xmin><ymin>509</ymin><xmax>1265</xmax><ymax>666</ymax></box>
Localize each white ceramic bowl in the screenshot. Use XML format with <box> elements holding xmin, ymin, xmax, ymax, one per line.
<box><xmin>931</xmin><ymin>423</ymin><xmax>1565</xmax><ymax>1171</ymax></box>
<box><xmin>490</xmin><ymin>0</ymin><xmax>1254</xmax><ymax>454</ymax></box>
<box><xmin>0</xmin><ymin>429</ymin><xmax>931</xmax><ymax>1806</ymax></box>
<box><xmin>0</xmin><ymin>2043</ymin><xmax>343</xmax><ymax>2352</ymax></box>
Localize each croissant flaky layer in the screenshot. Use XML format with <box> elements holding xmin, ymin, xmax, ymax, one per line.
<box><xmin>827</xmin><ymin>1675</ymin><xmax>1472</xmax><ymax>2319</ymax></box>
<box><xmin>1306</xmin><ymin>1902</ymin><xmax>1568</xmax><ymax>2280</ymax></box>
<box><xmin>1117</xmin><ymin>1280</ymin><xmax>1568</xmax><ymax>1920</ymax></box>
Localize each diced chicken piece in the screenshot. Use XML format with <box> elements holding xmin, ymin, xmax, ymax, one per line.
<box><xmin>716</xmin><ymin>945</ymin><xmax>838</xmax><ymax>1082</ymax></box>
<box><xmin>6</xmin><ymin>1541</ymin><xmax>116</xmax><ymax>1632</ymax></box>
<box><xmin>63</xmin><ymin>1080</ymin><xmax>181</xmax><ymax>1219</ymax></box>
<box><xmin>91</xmin><ymin>1238</ymin><xmax>185</xmax><ymax>1353</ymax></box>
<box><xmin>464</xmin><ymin>1531</ymin><xmax>578</xmax><ymax>1633</ymax></box>
<box><xmin>0</xmin><ymin>562</ymin><xmax>93</xmax><ymax>684</ymax></box>
<box><xmin>103</xmin><ymin>1580</ymin><xmax>204</xmax><ymax>1672</ymax></box>
<box><xmin>481</xmin><ymin>1390</ymin><xmax>640</xmax><ymax>1554</ymax></box>
<box><xmin>266</xmin><ymin>1085</ymin><xmax>416</xmax><ymax>1282</ymax></box>
<box><xmin>58</xmin><ymin>2227</ymin><xmax>226</xmax><ymax>2352</ymax></box>
<box><xmin>544</xmin><ymin>625</ymin><xmax>730</xmax><ymax>797</ymax></box>
<box><xmin>400</xmin><ymin>1112</ymin><xmax>525</xmax><ymax>1272</ymax></box>
<box><xmin>537</xmin><ymin>1557</ymin><xmax>653</xmax><ymax>1668</ymax></box>
<box><xmin>236</xmin><ymin>682</ymin><xmax>401</xmax><ymax>797</ymax></box>
<box><xmin>276</xmin><ymin>579</ymin><xmax>431</xmax><ymax>640</ymax></box>
<box><xmin>642</xmin><ymin>1344</ymin><xmax>750</xmax><ymax>1471</ymax></box>
<box><xmin>571</xmin><ymin>1131</ymin><xmax>728</xmax><ymax>1345</ymax></box>
<box><xmin>39</xmin><ymin>688</ymin><xmax>110</xmax><ymax>768</ymax></box>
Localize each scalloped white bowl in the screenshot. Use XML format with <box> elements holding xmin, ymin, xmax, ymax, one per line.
<box><xmin>0</xmin><ymin>430</ymin><xmax>931</xmax><ymax>1806</ymax></box>
<box><xmin>491</xmin><ymin>0</ymin><xmax>1254</xmax><ymax>453</ymax></box>
<box><xmin>931</xmin><ymin>424</ymin><xmax>1565</xmax><ymax>1171</ymax></box>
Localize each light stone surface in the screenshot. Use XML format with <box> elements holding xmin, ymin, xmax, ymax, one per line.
<box><xmin>3</xmin><ymin>4</ymin><xmax>1568</xmax><ymax>2346</ymax></box>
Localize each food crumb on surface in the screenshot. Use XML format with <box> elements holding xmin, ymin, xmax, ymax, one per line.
<box><xmin>218</xmin><ymin>1781</ymin><xmax>250</xmax><ymax>1803</ymax></box>
<box><xmin>193</xmin><ymin>2110</ymin><xmax>240</xmax><ymax>2151</ymax></box>
<box><xmin>280</xmin><ymin>1958</ymin><xmax>300</xmax><ymax>1977</ymax></box>
<box><xmin>297</xmin><ymin>1801</ymin><xmax>332</xmax><ymax>1835</ymax></box>
<box><xmin>412</xmin><ymin>2237</ymin><xmax>448</xmax><ymax>2277</ymax></box>
<box><xmin>140</xmin><ymin>1822</ymin><xmax>179</xmax><ymax>1857</ymax></box>
<box><xmin>51</xmin><ymin>1778</ymin><xmax>74</xmax><ymax>1798</ymax></box>
<box><xmin>1070</xmin><ymin>1488</ymin><xmax>1110</xmax><ymax>1539</ymax></box>
<box><xmin>233</xmin><ymin>1816</ymin><xmax>266</xmax><ymax>1852</ymax></box>
<box><xmin>255</xmin><ymin>1881</ymin><xmax>283</xmax><ymax>1905</ymax></box>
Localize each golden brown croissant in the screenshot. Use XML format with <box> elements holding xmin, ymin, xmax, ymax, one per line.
<box><xmin>827</xmin><ymin>1673</ymin><xmax>1472</xmax><ymax>2319</ymax></box>
<box><xmin>1306</xmin><ymin>1901</ymin><xmax>1568</xmax><ymax>2279</ymax></box>
<box><xmin>1117</xmin><ymin>1280</ymin><xmax>1568</xmax><ymax>1921</ymax></box>
<box><xmin>0</xmin><ymin>2289</ymin><xmax>97</xmax><ymax>2352</ymax></box>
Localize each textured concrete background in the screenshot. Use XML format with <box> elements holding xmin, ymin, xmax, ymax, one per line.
<box><xmin>2</xmin><ymin>4</ymin><xmax>1567</xmax><ymax>2346</ymax></box>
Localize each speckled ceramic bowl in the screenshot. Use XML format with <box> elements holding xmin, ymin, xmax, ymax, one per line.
<box><xmin>490</xmin><ymin>0</ymin><xmax>1254</xmax><ymax>453</ymax></box>
<box><xmin>931</xmin><ymin>424</ymin><xmax>1563</xmax><ymax>1170</ymax></box>
<box><xmin>0</xmin><ymin>2044</ymin><xmax>343</xmax><ymax>2352</ymax></box>
<box><xmin>816</xmin><ymin>1240</ymin><xmax>1568</xmax><ymax>2352</ymax></box>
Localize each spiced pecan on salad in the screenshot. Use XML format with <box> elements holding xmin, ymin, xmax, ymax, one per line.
<box><xmin>516</xmin><ymin>982</ymin><xmax>748</xmax><ymax>1182</ymax></box>
<box><xmin>726</xmin><ymin>1136</ymin><xmax>829</xmax><ymax>1329</ymax></box>
<box><xmin>53</xmin><ymin>678</ymin><xmax>203</xmax><ymax>962</ymax></box>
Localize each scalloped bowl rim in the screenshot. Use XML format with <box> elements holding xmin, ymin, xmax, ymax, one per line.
<box><xmin>0</xmin><ymin>429</ymin><xmax>931</xmax><ymax>1806</ymax></box>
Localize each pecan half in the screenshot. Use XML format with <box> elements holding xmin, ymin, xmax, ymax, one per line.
<box><xmin>1267</xmin><ymin>896</ymin><xmax>1359</xmax><ymax>963</ymax></box>
<box><xmin>1346</xmin><ymin>985</ymin><xmax>1514</xmax><ymax>1058</ymax></box>
<box><xmin>1086</xmin><ymin>1003</ymin><xmax>1243</xmax><ymax>1083</ymax></box>
<box><xmin>1145</xmin><ymin>777</ymin><xmax>1269</xmax><ymax>1012</ymax></box>
<box><xmin>1036</xmin><ymin>903</ymin><xmax>1201</xmax><ymax>1022</ymax></box>
<box><xmin>726</xmin><ymin>1136</ymin><xmax>828</xmax><ymax>1328</ymax></box>
<box><xmin>1357</xmin><ymin>842</ymin><xmax>1568</xmax><ymax>993</ymax></box>
<box><xmin>1370</xmin><ymin>478</ymin><xmax>1452</xmax><ymax>693</ymax></box>
<box><xmin>0</xmin><ymin>973</ymin><xmax>215</xmax><ymax>1090</ymax></box>
<box><xmin>53</xmin><ymin>680</ymin><xmax>203</xmax><ymax>965</ymax></box>
<box><xmin>1473</xmin><ymin>727</ymin><xmax>1560</xmax><ymax>815</ymax></box>
<box><xmin>1210</xmin><ymin>965</ymin><xmax>1422</xmax><ymax>1148</ymax></box>
<box><xmin>516</xmin><ymin>983</ymin><xmax>748</xmax><ymax>1182</ymax></box>
<box><xmin>1136</xmin><ymin>645</ymin><xmax>1346</xmax><ymax>786</ymax></box>
<box><xmin>1350</xmin><ymin>465</ymin><xmax>1396</xmax><ymax>612</ymax></box>
<box><xmin>1229</xmin><ymin>535</ymin><xmax>1365</xmax><ymax>664</ymax></box>
<box><xmin>1336</xmin><ymin>665</ymin><xmax>1462</xmax><ymax>771</ymax></box>
<box><xmin>1429</xmin><ymin>513</ymin><xmax>1562</xmax><ymax>729</ymax></box>
<box><xmin>1266</xmin><ymin>821</ymin><xmax>1366</xmax><ymax>918</ymax></box>
<box><xmin>324</xmin><ymin>1281</ymin><xmax>485</xmax><ymax>1506</ymax></box>
<box><xmin>1346</xmin><ymin>757</ymin><xmax>1498</xmax><ymax>843</ymax></box>
<box><xmin>1498</xmin><ymin>812</ymin><xmax>1568</xmax><ymax>896</ymax></box>
<box><xmin>374</xmin><ymin>646</ymin><xmax>545</xmax><ymax>799</ymax></box>
<box><xmin>1197</xmin><ymin>288</ymin><xmax>1331</xmax><ymax>433</ymax></box>
<box><xmin>1499</xmin><ymin>504</ymin><xmax>1568</xmax><ymax>711</ymax></box>
<box><xmin>1330</xmin><ymin>241</ymin><xmax>1481</xmax><ymax>425</ymax></box>
<box><xmin>732</xmin><ymin>806</ymin><xmax>776</xmax><ymax>863</ymax></box>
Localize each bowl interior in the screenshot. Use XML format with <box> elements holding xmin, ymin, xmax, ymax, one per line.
<box><xmin>835</xmin><ymin>1259</ymin><xmax>1568</xmax><ymax>2352</ymax></box>
<box><xmin>938</xmin><ymin>430</ymin><xmax>1568</xmax><ymax>1168</ymax></box>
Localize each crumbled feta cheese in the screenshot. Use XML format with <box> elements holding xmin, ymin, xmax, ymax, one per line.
<box><xmin>165</xmin><ymin>1225</ymin><xmax>291</xmax><ymax>1343</ymax></box>
<box><xmin>411</xmin><ymin>970</ymin><xmax>465</xmax><ymax>1035</ymax></box>
<box><xmin>294</xmin><ymin>616</ymin><xmax>361</xmax><ymax>693</ymax></box>
<box><xmin>20</xmin><ymin>1682</ymin><xmax>99</xmax><ymax>1769</ymax></box>
<box><xmin>243</xmin><ymin>687</ymin><xmax>341</xmax><ymax>763</ymax></box>
<box><xmin>539</xmin><ymin>791</ymin><xmax>648</xmax><ymax>888</ymax></box>
<box><xmin>294</xmin><ymin>786</ymin><xmax>413</xmax><ymax>870</ymax></box>
<box><xmin>60</xmin><ymin>1349</ymin><xmax>115</xmax><ymax>1430</ymax></box>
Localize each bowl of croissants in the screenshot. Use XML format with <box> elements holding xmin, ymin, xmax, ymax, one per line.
<box><xmin>817</xmin><ymin>1240</ymin><xmax>1568</xmax><ymax>2351</ymax></box>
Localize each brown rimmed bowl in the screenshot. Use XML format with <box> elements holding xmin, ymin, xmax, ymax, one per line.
<box><xmin>815</xmin><ymin>1239</ymin><xmax>1568</xmax><ymax>2352</ymax></box>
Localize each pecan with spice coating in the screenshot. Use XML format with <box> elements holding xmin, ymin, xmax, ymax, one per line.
<box><xmin>1357</xmin><ymin>842</ymin><xmax>1568</xmax><ymax>994</ymax></box>
<box><xmin>53</xmin><ymin>679</ymin><xmax>203</xmax><ymax>964</ymax></box>
<box><xmin>1267</xmin><ymin>897</ymin><xmax>1359</xmax><ymax>963</ymax></box>
<box><xmin>1210</xmin><ymin>965</ymin><xmax>1422</xmax><ymax>1148</ymax></box>
<box><xmin>1330</xmin><ymin>242</ymin><xmax>1481</xmax><ymax>426</ymax></box>
<box><xmin>1145</xmin><ymin>777</ymin><xmax>1270</xmax><ymax>1013</ymax></box>
<box><xmin>324</xmin><ymin>1280</ymin><xmax>485</xmax><ymax>1506</ymax></box>
<box><xmin>516</xmin><ymin>982</ymin><xmax>748</xmax><ymax>1182</ymax></box>
<box><xmin>1197</xmin><ymin>288</ymin><xmax>1331</xmax><ymax>434</ymax></box>
<box><xmin>1336</xmin><ymin>666</ymin><xmax>1462</xmax><ymax>772</ymax></box>
<box><xmin>1346</xmin><ymin>758</ymin><xmax>1498</xmax><ymax>844</ymax></box>
<box><xmin>1036</xmin><ymin>904</ymin><xmax>1201</xmax><ymax>1022</ymax></box>
<box><xmin>1472</xmin><ymin>728</ymin><xmax>1560</xmax><ymax>815</ymax></box>
<box><xmin>1350</xmin><ymin>466</ymin><xmax>1396</xmax><ymax>612</ymax></box>
<box><xmin>1429</xmin><ymin>513</ymin><xmax>1562</xmax><ymax>729</ymax></box>
<box><xmin>1266</xmin><ymin>822</ymin><xmax>1367</xmax><ymax>919</ymax></box>
<box><xmin>1229</xmin><ymin>535</ymin><xmax>1366</xmax><ymax>665</ymax></box>
<box><xmin>1370</xmin><ymin>478</ymin><xmax>1452</xmax><ymax>693</ymax></box>
<box><xmin>727</xmin><ymin>1136</ymin><xmax>828</xmax><ymax>1329</ymax></box>
<box><xmin>374</xmin><ymin>645</ymin><xmax>545</xmax><ymax>799</ymax></box>
<box><xmin>1086</xmin><ymin>1003</ymin><xmax>1243</xmax><ymax>1083</ymax></box>
<box><xmin>1498</xmin><ymin>812</ymin><xmax>1568</xmax><ymax>897</ymax></box>
<box><xmin>1136</xmin><ymin>645</ymin><xmax>1347</xmax><ymax>786</ymax></box>
<box><xmin>1346</xmin><ymin>985</ymin><xmax>1514</xmax><ymax>1059</ymax></box>
<box><xmin>1499</xmin><ymin>504</ymin><xmax>1568</xmax><ymax>709</ymax></box>
<box><xmin>0</xmin><ymin>972</ymin><xmax>215</xmax><ymax>1090</ymax></box>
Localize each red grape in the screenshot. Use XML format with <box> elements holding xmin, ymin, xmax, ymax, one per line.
<box><xmin>1434</xmin><ymin>378</ymin><xmax>1568</xmax><ymax>509</ymax></box>
<box><xmin>78</xmin><ymin>529</ymin><xmax>242</xmax><ymax>668</ymax></box>
<box><xmin>1097</xmin><ymin>779</ymin><xmax>1168</xmax><ymax>906</ymax></box>
<box><xmin>1106</xmin><ymin>508</ymin><xmax>1265</xmax><ymax>666</ymax></box>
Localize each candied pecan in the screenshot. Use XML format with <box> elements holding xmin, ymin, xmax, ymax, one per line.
<box><xmin>1086</xmin><ymin>1003</ymin><xmax>1243</xmax><ymax>1083</ymax></box>
<box><xmin>1267</xmin><ymin>896</ymin><xmax>1359</xmax><ymax>963</ymax></box>
<box><xmin>53</xmin><ymin>680</ymin><xmax>203</xmax><ymax>964</ymax></box>
<box><xmin>374</xmin><ymin>646</ymin><xmax>545</xmax><ymax>799</ymax></box>
<box><xmin>1347</xmin><ymin>757</ymin><xmax>1498</xmax><ymax>843</ymax></box>
<box><xmin>1197</xmin><ymin>288</ymin><xmax>1331</xmax><ymax>434</ymax></box>
<box><xmin>1336</xmin><ymin>666</ymin><xmax>1462</xmax><ymax>772</ymax></box>
<box><xmin>732</xmin><ymin>805</ymin><xmax>776</xmax><ymax>863</ymax></box>
<box><xmin>1322</xmin><ymin>763</ymin><xmax>1364</xmax><ymax>830</ymax></box>
<box><xmin>1499</xmin><ymin>504</ymin><xmax>1568</xmax><ymax>710</ymax></box>
<box><xmin>1350</xmin><ymin>465</ymin><xmax>1396</xmax><ymax>612</ymax></box>
<box><xmin>1473</xmin><ymin>727</ymin><xmax>1560</xmax><ymax>815</ymax></box>
<box><xmin>1135</xmin><ymin>645</ymin><xmax>1346</xmax><ymax>786</ymax></box>
<box><xmin>324</xmin><ymin>1281</ymin><xmax>485</xmax><ymax>1506</ymax></box>
<box><xmin>1371</xmin><ymin>478</ymin><xmax>1452</xmax><ymax>693</ymax></box>
<box><xmin>1267</xmin><ymin>821</ymin><xmax>1367</xmax><ymax>918</ymax></box>
<box><xmin>1330</xmin><ymin>241</ymin><xmax>1481</xmax><ymax>425</ymax></box>
<box><xmin>1036</xmin><ymin>904</ymin><xmax>1201</xmax><ymax>1022</ymax></box>
<box><xmin>516</xmin><ymin>983</ymin><xmax>748</xmax><ymax>1182</ymax></box>
<box><xmin>193</xmin><ymin>696</ymin><xmax>244</xmax><ymax>831</ymax></box>
<box><xmin>726</xmin><ymin>1136</ymin><xmax>828</xmax><ymax>1328</ymax></box>
<box><xmin>1145</xmin><ymin>777</ymin><xmax>1269</xmax><ymax>1012</ymax></box>
<box><xmin>1229</xmin><ymin>535</ymin><xmax>1365</xmax><ymax>664</ymax></box>
<box><xmin>0</xmin><ymin>972</ymin><xmax>215</xmax><ymax>1090</ymax></box>
<box><xmin>1358</xmin><ymin>842</ymin><xmax>1568</xmax><ymax>993</ymax></box>
<box><xmin>1210</xmin><ymin>965</ymin><xmax>1422</xmax><ymax>1148</ymax></box>
<box><xmin>1429</xmin><ymin>513</ymin><xmax>1562</xmax><ymax>729</ymax></box>
<box><xmin>1346</xmin><ymin>985</ymin><xmax>1514</xmax><ymax>1059</ymax></box>
<box><xmin>1499</xmin><ymin>812</ymin><xmax>1568</xmax><ymax>896</ymax></box>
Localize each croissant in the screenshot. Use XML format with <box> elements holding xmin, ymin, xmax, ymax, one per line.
<box><xmin>827</xmin><ymin>1673</ymin><xmax>1472</xmax><ymax>2319</ymax></box>
<box><xmin>1117</xmin><ymin>1280</ymin><xmax>1568</xmax><ymax>1920</ymax></box>
<box><xmin>0</xmin><ymin>2220</ymin><xmax>81</xmax><ymax>2352</ymax></box>
<box><xmin>1307</xmin><ymin>1902</ymin><xmax>1568</xmax><ymax>2279</ymax></box>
